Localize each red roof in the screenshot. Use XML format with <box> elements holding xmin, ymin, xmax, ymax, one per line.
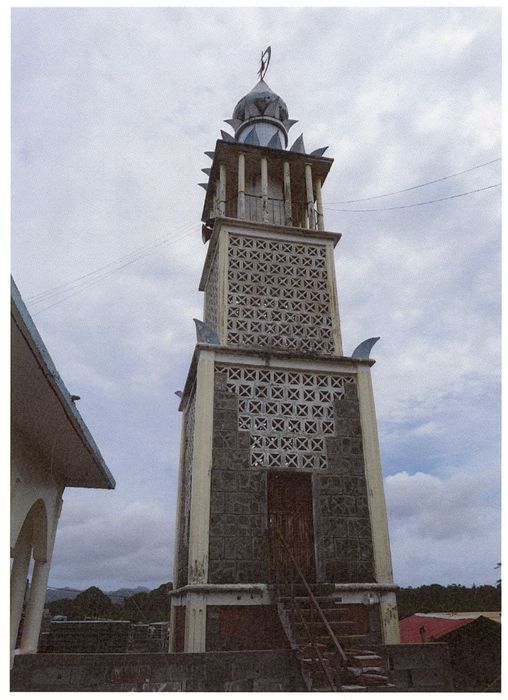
<box><xmin>399</xmin><ymin>615</ymin><xmax>475</xmax><ymax>643</ymax></box>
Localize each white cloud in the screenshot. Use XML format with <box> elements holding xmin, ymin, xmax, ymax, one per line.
<box><xmin>11</xmin><ymin>7</ymin><xmax>500</xmax><ymax>590</ymax></box>
<box><xmin>385</xmin><ymin>469</ymin><xmax>500</xmax><ymax>585</ymax></box>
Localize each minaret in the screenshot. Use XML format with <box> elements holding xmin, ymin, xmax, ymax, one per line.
<box><xmin>169</xmin><ymin>54</ymin><xmax>399</xmax><ymax>655</ymax></box>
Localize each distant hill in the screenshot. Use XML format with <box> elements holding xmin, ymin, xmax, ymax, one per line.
<box><xmin>46</xmin><ymin>585</ymin><xmax>150</xmax><ymax>604</ymax></box>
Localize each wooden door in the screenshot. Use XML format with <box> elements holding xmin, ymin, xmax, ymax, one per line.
<box><xmin>267</xmin><ymin>472</ymin><xmax>315</xmax><ymax>582</ymax></box>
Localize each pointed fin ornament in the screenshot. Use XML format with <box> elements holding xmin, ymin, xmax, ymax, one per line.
<box><xmin>220</xmin><ymin>129</ymin><xmax>236</xmax><ymax>143</ymax></box>
<box><xmin>193</xmin><ymin>319</ymin><xmax>220</xmax><ymax>345</ymax></box>
<box><xmin>198</xmin><ymin>183</ymin><xmax>208</xmax><ymax>190</ymax></box>
<box><xmin>266</xmin><ymin>132</ymin><xmax>283</xmax><ymax>150</ymax></box>
<box><xmin>244</xmin><ymin>126</ymin><xmax>260</xmax><ymax>146</ymax></box>
<box><xmin>310</xmin><ymin>146</ymin><xmax>329</xmax><ymax>157</ymax></box>
<box><xmin>201</xmin><ymin>168</ymin><xmax>211</xmax><ymax>176</ymax></box>
<box><xmin>352</xmin><ymin>337</ymin><xmax>380</xmax><ymax>359</ymax></box>
<box><xmin>283</xmin><ymin>119</ymin><xmax>298</xmax><ymax>132</ymax></box>
<box><xmin>290</xmin><ymin>134</ymin><xmax>306</xmax><ymax>153</ymax></box>
<box><xmin>202</xmin><ymin>223</ymin><xmax>213</xmax><ymax>244</ymax></box>
<box><xmin>175</xmin><ymin>391</ymin><xmax>183</xmax><ymax>398</ymax></box>
<box><xmin>224</xmin><ymin>118</ymin><xmax>242</xmax><ymax>130</ymax></box>
<box><xmin>204</xmin><ymin>151</ymin><xmax>215</xmax><ymax>160</ymax></box>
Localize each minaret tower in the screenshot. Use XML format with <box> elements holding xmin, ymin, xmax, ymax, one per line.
<box><xmin>170</xmin><ymin>52</ymin><xmax>399</xmax><ymax>655</ymax></box>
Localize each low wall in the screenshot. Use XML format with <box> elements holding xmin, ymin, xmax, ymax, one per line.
<box><xmin>11</xmin><ymin>643</ymin><xmax>453</xmax><ymax>692</ymax></box>
<box><xmin>379</xmin><ymin>643</ymin><xmax>454</xmax><ymax>691</ymax></box>
<box><xmin>10</xmin><ymin>650</ymin><xmax>307</xmax><ymax>692</ymax></box>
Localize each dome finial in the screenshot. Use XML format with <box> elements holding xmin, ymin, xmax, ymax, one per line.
<box><xmin>257</xmin><ymin>46</ymin><xmax>271</xmax><ymax>81</ymax></box>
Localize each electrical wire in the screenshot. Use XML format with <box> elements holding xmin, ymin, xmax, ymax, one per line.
<box><xmin>327</xmin><ymin>157</ymin><xmax>501</xmax><ymax>205</ymax></box>
<box><xmin>28</xmin><ymin>220</ymin><xmax>197</xmax><ymax>305</ymax></box>
<box><xmin>32</xmin><ymin>227</ymin><xmax>198</xmax><ymax>315</ymax></box>
<box><xmin>324</xmin><ymin>182</ymin><xmax>501</xmax><ymax>213</ymax></box>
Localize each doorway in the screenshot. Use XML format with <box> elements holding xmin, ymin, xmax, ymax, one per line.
<box><xmin>267</xmin><ymin>471</ymin><xmax>315</xmax><ymax>582</ymax></box>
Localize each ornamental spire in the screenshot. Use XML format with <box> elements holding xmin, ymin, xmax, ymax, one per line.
<box><xmin>257</xmin><ymin>46</ymin><xmax>271</xmax><ymax>81</ymax></box>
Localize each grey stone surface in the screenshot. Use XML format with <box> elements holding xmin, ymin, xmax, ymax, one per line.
<box><xmin>11</xmin><ymin>650</ymin><xmax>306</xmax><ymax>692</ymax></box>
<box><xmin>376</xmin><ymin>642</ymin><xmax>454</xmax><ymax>692</ymax></box>
<box><xmin>315</xmin><ymin>382</ymin><xmax>375</xmax><ymax>583</ymax></box>
<box><xmin>209</xmin><ymin>380</ymin><xmax>268</xmax><ymax>584</ymax></box>
<box><xmin>209</xmin><ymin>365</ymin><xmax>377</xmax><ymax>586</ymax></box>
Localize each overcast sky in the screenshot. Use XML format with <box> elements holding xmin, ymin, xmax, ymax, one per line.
<box><xmin>11</xmin><ymin>7</ymin><xmax>501</xmax><ymax>592</ymax></box>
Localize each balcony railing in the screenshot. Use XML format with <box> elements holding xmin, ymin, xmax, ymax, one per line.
<box><xmin>225</xmin><ymin>194</ymin><xmax>318</xmax><ymax>230</ymax></box>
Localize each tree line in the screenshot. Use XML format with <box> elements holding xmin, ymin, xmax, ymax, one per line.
<box><xmin>47</xmin><ymin>582</ymin><xmax>500</xmax><ymax>623</ymax></box>
<box><xmin>47</xmin><ymin>583</ymin><xmax>172</xmax><ymax>623</ymax></box>
<box><xmin>396</xmin><ymin>583</ymin><xmax>500</xmax><ymax>620</ymax></box>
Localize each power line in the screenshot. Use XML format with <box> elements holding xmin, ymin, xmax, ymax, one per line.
<box><xmin>28</xmin><ymin>220</ymin><xmax>196</xmax><ymax>305</ymax></box>
<box><xmin>324</xmin><ymin>182</ymin><xmax>501</xmax><ymax>213</ymax></box>
<box><xmin>327</xmin><ymin>157</ymin><xmax>501</xmax><ymax>205</ymax></box>
<box><xmin>32</xmin><ymin>227</ymin><xmax>197</xmax><ymax>315</ymax></box>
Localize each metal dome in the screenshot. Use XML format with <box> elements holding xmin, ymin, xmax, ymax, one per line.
<box><xmin>226</xmin><ymin>79</ymin><xmax>297</xmax><ymax>149</ymax></box>
<box><xmin>233</xmin><ymin>80</ymin><xmax>289</xmax><ymax>124</ymax></box>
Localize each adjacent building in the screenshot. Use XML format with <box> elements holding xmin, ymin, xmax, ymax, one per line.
<box><xmin>10</xmin><ymin>278</ymin><xmax>115</xmax><ymax>663</ymax></box>
<box><xmin>400</xmin><ymin>612</ymin><xmax>501</xmax><ymax>691</ymax></box>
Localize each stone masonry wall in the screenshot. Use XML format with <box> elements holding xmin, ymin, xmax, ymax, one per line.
<box><xmin>209</xmin><ymin>369</ymin><xmax>268</xmax><ymax>583</ymax></box>
<box><xmin>206</xmin><ymin>605</ymin><xmax>290</xmax><ymax>651</ymax></box>
<box><xmin>315</xmin><ymin>378</ymin><xmax>375</xmax><ymax>582</ymax></box>
<box><xmin>209</xmin><ymin>364</ymin><xmax>375</xmax><ymax>585</ymax></box>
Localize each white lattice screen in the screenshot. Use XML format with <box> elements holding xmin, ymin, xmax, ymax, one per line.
<box><xmin>226</xmin><ymin>234</ymin><xmax>335</xmax><ymax>353</ymax></box>
<box><xmin>217</xmin><ymin>364</ymin><xmax>354</xmax><ymax>470</ymax></box>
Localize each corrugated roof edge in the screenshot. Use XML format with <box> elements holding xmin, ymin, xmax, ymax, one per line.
<box><xmin>11</xmin><ymin>276</ymin><xmax>116</xmax><ymax>490</ymax></box>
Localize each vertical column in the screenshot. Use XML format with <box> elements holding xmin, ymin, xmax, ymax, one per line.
<box><xmin>305</xmin><ymin>163</ymin><xmax>316</xmax><ymax>229</ymax></box>
<box><xmin>10</xmin><ymin>527</ymin><xmax>32</xmax><ymax>661</ymax></box>
<box><xmin>315</xmin><ymin>177</ymin><xmax>325</xmax><ymax>231</ymax></box>
<box><xmin>379</xmin><ymin>592</ymin><xmax>401</xmax><ymax>645</ymax></box>
<box><xmin>217</xmin><ymin>230</ymin><xmax>229</xmax><ymax>344</ymax></box>
<box><xmin>184</xmin><ymin>351</ymin><xmax>215</xmax><ymax>652</ymax></box>
<box><xmin>218</xmin><ymin>165</ymin><xmax>226</xmax><ymax>216</ymax></box>
<box><xmin>237</xmin><ymin>153</ymin><xmax>246</xmax><ymax>219</ymax></box>
<box><xmin>185</xmin><ymin>592</ymin><xmax>207</xmax><ymax>652</ymax></box>
<box><xmin>19</xmin><ymin>492</ymin><xmax>63</xmax><ymax>655</ymax></box>
<box><xmin>172</xmin><ymin>411</ymin><xmax>188</xmax><ymax>588</ymax></box>
<box><xmin>209</xmin><ymin>190</ymin><xmax>216</xmax><ymax>220</ymax></box>
<box><xmin>19</xmin><ymin>559</ymin><xmax>51</xmax><ymax>653</ymax></box>
<box><xmin>283</xmin><ymin>161</ymin><xmax>292</xmax><ymax>226</ymax></box>
<box><xmin>260</xmin><ymin>157</ymin><xmax>269</xmax><ymax>222</ymax></box>
<box><xmin>356</xmin><ymin>365</ymin><xmax>400</xmax><ymax>644</ymax></box>
<box><xmin>325</xmin><ymin>243</ymin><xmax>343</xmax><ymax>355</ymax></box>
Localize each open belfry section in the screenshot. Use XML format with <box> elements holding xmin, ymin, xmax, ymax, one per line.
<box><xmin>170</xmin><ymin>57</ymin><xmax>400</xmax><ymax>689</ymax></box>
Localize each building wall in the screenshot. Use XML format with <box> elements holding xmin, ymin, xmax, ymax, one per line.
<box><xmin>209</xmin><ymin>369</ymin><xmax>267</xmax><ymax>584</ymax></box>
<box><xmin>225</xmin><ymin>233</ymin><xmax>337</xmax><ymax>354</ymax></box>
<box><xmin>11</xmin><ymin>434</ymin><xmax>61</xmax><ymax>556</ymax></box>
<box><xmin>208</xmin><ymin>363</ymin><xmax>376</xmax><ymax>585</ymax></box>
<box><xmin>206</xmin><ymin>605</ymin><xmax>290</xmax><ymax>651</ymax></box>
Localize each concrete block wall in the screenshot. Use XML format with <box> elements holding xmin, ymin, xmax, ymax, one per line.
<box><xmin>10</xmin><ymin>650</ymin><xmax>306</xmax><ymax>692</ymax></box>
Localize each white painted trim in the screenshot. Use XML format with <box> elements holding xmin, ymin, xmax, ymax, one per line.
<box><xmin>223</xmin><ymin>222</ymin><xmax>332</xmax><ymax>248</ymax></box>
<box><xmin>210</xmin><ymin>348</ymin><xmax>359</xmax><ymax>375</ymax></box>
<box><xmin>184</xmin><ymin>592</ymin><xmax>207</xmax><ymax>652</ymax></box>
<box><xmin>356</xmin><ymin>366</ymin><xmax>396</xmax><ymax>590</ymax></box>
<box><xmin>326</xmin><ymin>241</ymin><xmax>343</xmax><ymax>355</ymax></box>
<box><xmin>218</xmin><ymin>230</ymin><xmax>229</xmax><ymax>344</ymax></box>
<box><xmin>172</xmin><ymin>411</ymin><xmax>187</xmax><ymax>586</ymax></box>
<box><xmin>187</xmin><ymin>357</ymin><xmax>215</xmax><ymax>586</ymax></box>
